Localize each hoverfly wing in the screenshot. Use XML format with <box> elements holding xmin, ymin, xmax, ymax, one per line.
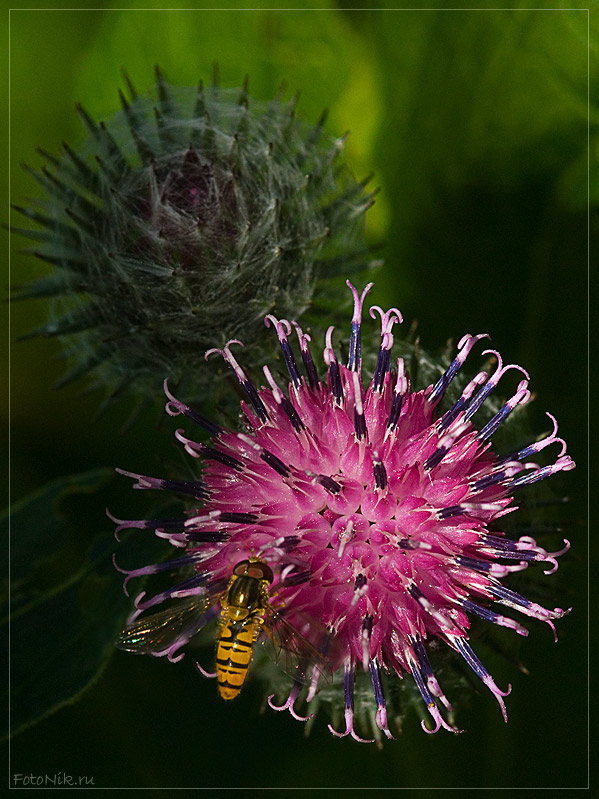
<box><xmin>262</xmin><ymin>608</ymin><xmax>336</xmax><ymax>685</ymax></box>
<box><xmin>116</xmin><ymin>594</ymin><xmax>217</xmax><ymax>656</ymax></box>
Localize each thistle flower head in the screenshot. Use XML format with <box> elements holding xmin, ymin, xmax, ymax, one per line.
<box><xmin>13</xmin><ymin>67</ymin><xmax>376</xmax><ymax>406</ymax></box>
<box><xmin>113</xmin><ymin>280</ymin><xmax>574</xmax><ymax>742</ymax></box>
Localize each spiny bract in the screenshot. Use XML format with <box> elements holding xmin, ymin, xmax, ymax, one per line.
<box><xmin>13</xmin><ymin>66</ymin><xmax>377</xmax><ymax>409</ymax></box>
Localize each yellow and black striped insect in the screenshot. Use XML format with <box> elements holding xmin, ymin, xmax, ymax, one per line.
<box><xmin>116</xmin><ymin>557</ymin><xmax>330</xmax><ymax>700</ymax></box>
<box><xmin>215</xmin><ymin>557</ymin><xmax>281</xmax><ymax>699</ymax></box>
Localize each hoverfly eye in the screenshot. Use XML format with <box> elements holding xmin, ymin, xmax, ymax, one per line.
<box><xmin>232</xmin><ymin>558</ymin><xmax>274</xmax><ymax>583</ymax></box>
<box><xmin>248</xmin><ymin>563</ymin><xmax>274</xmax><ymax>583</ymax></box>
<box><xmin>233</xmin><ymin>559</ymin><xmax>251</xmax><ymax>576</ymax></box>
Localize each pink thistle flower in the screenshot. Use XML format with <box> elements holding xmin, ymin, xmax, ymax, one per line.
<box><xmin>112</xmin><ymin>280</ymin><xmax>575</xmax><ymax>742</ymax></box>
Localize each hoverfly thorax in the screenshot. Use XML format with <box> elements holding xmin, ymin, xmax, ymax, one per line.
<box><xmin>226</xmin><ymin>558</ymin><xmax>274</xmax><ymax>617</ymax></box>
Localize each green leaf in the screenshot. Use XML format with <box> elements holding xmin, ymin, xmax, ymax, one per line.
<box><xmin>3</xmin><ymin>469</ymin><xmax>167</xmax><ymax>738</ymax></box>
<box><xmin>6</xmin><ymin>468</ymin><xmax>112</xmax><ymax>599</ymax></box>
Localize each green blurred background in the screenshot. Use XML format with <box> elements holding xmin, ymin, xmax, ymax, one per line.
<box><xmin>5</xmin><ymin>0</ymin><xmax>591</xmax><ymax>789</ymax></box>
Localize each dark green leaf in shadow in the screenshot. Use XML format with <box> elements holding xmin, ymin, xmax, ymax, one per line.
<box><xmin>3</xmin><ymin>469</ymin><xmax>170</xmax><ymax>738</ymax></box>
<box><xmin>6</xmin><ymin>468</ymin><xmax>113</xmax><ymax>603</ymax></box>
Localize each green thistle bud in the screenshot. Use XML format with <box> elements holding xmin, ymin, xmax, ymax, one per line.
<box><xmin>13</xmin><ymin>66</ymin><xmax>377</xmax><ymax>409</ymax></box>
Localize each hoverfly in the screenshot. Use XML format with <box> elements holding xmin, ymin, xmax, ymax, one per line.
<box><xmin>116</xmin><ymin>557</ymin><xmax>331</xmax><ymax>700</ymax></box>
